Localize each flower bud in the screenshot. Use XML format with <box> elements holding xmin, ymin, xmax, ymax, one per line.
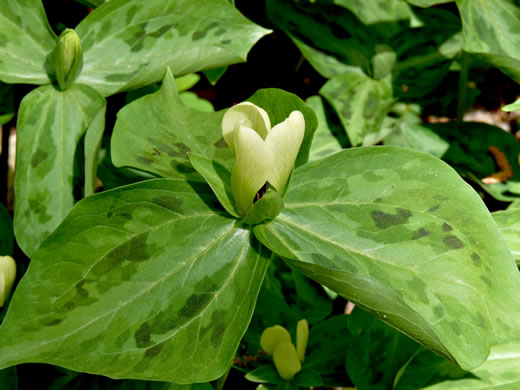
<box><xmin>296</xmin><ymin>319</ymin><xmax>309</xmax><ymax>362</ymax></box>
<box><xmin>273</xmin><ymin>340</ymin><xmax>302</xmax><ymax>380</ymax></box>
<box><xmin>0</xmin><ymin>256</ymin><xmax>16</xmax><ymax>307</ymax></box>
<box><xmin>48</xmin><ymin>29</ymin><xmax>83</xmax><ymax>90</ymax></box>
<box><xmin>260</xmin><ymin>325</ymin><xmax>291</xmax><ymax>355</ymax></box>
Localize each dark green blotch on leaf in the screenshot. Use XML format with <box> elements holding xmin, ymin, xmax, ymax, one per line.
<box><xmin>371</xmin><ymin>208</ymin><xmax>412</xmax><ymax>229</ymax></box>
<box><xmin>412</xmin><ymin>227</ymin><xmax>430</xmax><ymax>240</ymax></box>
<box><xmin>471</xmin><ymin>252</ymin><xmax>481</xmax><ymax>266</ymax></box>
<box><xmin>152</xmin><ymin>196</ymin><xmax>183</xmax><ymax>213</ymax></box>
<box><xmin>31</xmin><ymin>147</ymin><xmax>49</xmax><ymax>168</ymax></box>
<box><xmin>443</xmin><ymin>235</ymin><xmax>464</xmax><ymax>250</ymax></box>
<box><xmin>442</xmin><ymin>223</ymin><xmax>453</xmax><ymax>232</ymax></box>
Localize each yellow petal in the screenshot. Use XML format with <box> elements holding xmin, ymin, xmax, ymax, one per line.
<box><xmin>265</xmin><ymin>111</ymin><xmax>305</xmax><ymax>193</ymax></box>
<box><xmin>260</xmin><ymin>325</ymin><xmax>292</xmax><ymax>355</ymax></box>
<box><xmin>296</xmin><ymin>319</ymin><xmax>309</xmax><ymax>362</ymax></box>
<box><xmin>273</xmin><ymin>340</ymin><xmax>302</xmax><ymax>380</ymax></box>
<box><xmin>232</xmin><ymin>124</ymin><xmax>273</xmax><ymax>216</ymax></box>
<box><xmin>0</xmin><ymin>256</ymin><xmax>16</xmax><ymax>307</ymax></box>
<box><xmin>222</xmin><ymin>102</ymin><xmax>271</xmax><ymax>150</ymax></box>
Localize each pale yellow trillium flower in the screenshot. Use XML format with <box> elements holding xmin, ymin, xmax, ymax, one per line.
<box><xmin>222</xmin><ymin>102</ymin><xmax>305</xmax><ymax>216</ymax></box>
<box><xmin>0</xmin><ymin>255</ymin><xmax>16</xmax><ymax>307</ymax></box>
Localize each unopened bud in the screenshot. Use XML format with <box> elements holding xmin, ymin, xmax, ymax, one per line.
<box><xmin>273</xmin><ymin>340</ymin><xmax>302</xmax><ymax>380</ymax></box>
<box><xmin>0</xmin><ymin>256</ymin><xmax>16</xmax><ymax>307</ymax></box>
<box><xmin>49</xmin><ymin>29</ymin><xmax>83</xmax><ymax>90</ymax></box>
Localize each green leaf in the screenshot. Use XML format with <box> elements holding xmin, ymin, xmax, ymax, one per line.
<box><xmin>0</xmin><ymin>82</ymin><xmax>14</xmax><ymax>126</ymax></box>
<box><xmin>84</xmin><ymin>102</ymin><xmax>107</xmax><ymax>197</ymax></box>
<box><xmin>112</xmin><ymin>69</ymin><xmax>233</xmax><ymax>179</ymax></box>
<box><xmin>492</xmin><ymin>209</ymin><xmax>520</xmax><ymax>264</ymax></box>
<box><xmin>175</xmin><ymin>73</ymin><xmax>200</xmax><ymax>92</ymax></box>
<box><xmin>75</xmin><ymin>0</ymin><xmax>270</xmax><ymax>96</ymax></box>
<box><xmin>188</xmin><ymin>152</ymin><xmax>238</xmax><ymax>217</ymax></box>
<box><xmin>414</xmin><ymin>343</ymin><xmax>520</xmax><ymax>389</ymax></box>
<box><xmin>427</xmin><ymin>122</ymin><xmax>520</xmax><ymax>201</ymax></box>
<box><xmin>246</xmin><ymin>365</ymin><xmax>284</xmax><ymax>384</ymax></box>
<box><xmin>266</xmin><ymin>0</ymin><xmax>374</xmax><ymax>75</ymax></box>
<box><xmin>0</xmin><ymin>204</ymin><xmax>13</xmax><ymax>256</ymax></box>
<box><xmin>503</xmin><ymin>97</ymin><xmax>520</xmax><ymax>112</ymax></box>
<box><xmin>292</xmin><ymin>369</ymin><xmax>322</xmax><ymax>387</ymax></box>
<box><xmin>179</xmin><ymin>92</ymin><xmax>214</xmax><ymax>113</ymax></box>
<box><xmin>455</xmin><ymin>0</ymin><xmax>520</xmax><ymax>83</ymax></box>
<box><xmin>304</xmin><ymin>315</ymin><xmax>350</xmax><ymax>387</ymax></box>
<box><xmin>384</xmin><ymin>123</ymin><xmax>450</xmax><ymax>158</ymax></box>
<box><xmin>334</xmin><ymin>0</ymin><xmax>412</xmax><ymax>29</ymax></box>
<box><xmin>0</xmin><ymin>179</ymin><xmax>270</xmax><ymax>382</ymax></box>
<box><xmin>393</xmin><ymin>347</ymin><xmax>472</xmax><ymax>390</ymax></box>
<box><xmin>407</xmin><ymin>0</ymin><xmax>454</xmax><ymax>6</ymax></box>
<box><xmin>390</xmin><ymin>11</ymin><xmax>462</xmax><ymax>99</ymax></box>
<box><xmin>203</xmin><ymin>66</ymin><xmax>227</xmax><ymax>86</ymax></box>
<box><xmin>254</xmin><ymin>146</ymin><xmax>520</xmax><ymax>370</ymax></box>
<box><xmin>0</xmin><ymin>367</ymin><xmax>17</xmax><ymax>390</ymax></box>
<box><xmin>306</xmin><ymin>96</ymin><xmax>346</xmax><ymax>162</ymax></box>
<box><xmin>0</xmin><ymin>0</ymin><xmax>56</xmax><ymax>84</ymax></box>
<box><xmin>14</xmin><ymin>84</ymin><xmax>105</xmax><ymax>257</ymax></box>
<box><xmin>321</xmin><ymin>70</ymin><xmax>394</xmax><ymax>146</ymax></box>
<box><xmin>346</xmin><ymin>308</ymin><xmax>419</xmax><ymax>390</ymax></box>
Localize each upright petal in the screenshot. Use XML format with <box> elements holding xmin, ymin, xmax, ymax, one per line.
<box><xmin>232</xmin><ymin>124</ymin><xmax>273</xmax><ymax>216</ymax></box>
<box><xmin>265</xmin><ymin>111</ymin><xmax>305</xmax><ymax>193</ymax></box>
<box><xmin>222</xmin><ymin>102</ymin><xmax>271</xmax><ymax>150</ymax></box>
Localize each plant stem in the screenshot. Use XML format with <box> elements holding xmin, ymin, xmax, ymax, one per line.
<box><xmin>457</xmin><ymin>53</ymin><xmax>469</xmax><ymax>122</ymax></box>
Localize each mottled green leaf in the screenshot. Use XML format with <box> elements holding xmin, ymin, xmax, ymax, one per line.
<box><xmin>384</xmin><ymin>123</ymin><xmax>450</xmax><ymax>158</ymax></box>
<box><xmin>0</xmin><ymin>204</ymin><xmax>13</xmax><ymax>256</ymax></box>
<box><xmin>306</xmin><ymin>96</ymin><xmax>346</xmax><ymax>162</ymax></box>
<box><xmin>420</xmin><ymin>343</ymin><xmax>520</xmax><ymax>389</ymax></box>
<box><xmin>0</xmin><ymin>0</ymin><xmax>56</xmax><ymax>84</ymax></box>
<box><xmin>335</xmin><ymin>0</ymin><xmax>413</xmax><ymax>37</ymax></box>
<box><xmin>346</xmin><ymin>308</ymin><xmax>419</xmax><ymax>390</ymax></box>
<box><xmin>112</xmin><ymin>71</ymin><xmax>317</xmax><ymax>178</ymax></box>
<box><xmin>0</xmin><ymin>82</ymin><xmax>14</xmax><ymax>126</ymax></box>
<box><xmin>390</xmin><ymin>10</ymin><xmax>462</xmax><ymax>99</ymax></box>
<box><xmin>321</xmin><ymin>70</ymin><xmax>394</xmax><ymax>146</ymax></box>
<box><xmin>456</xmin><ymin>0</ymin><xmax>520</xmax><ymax>83</ymax></box>
<box><xmin>427</xmin><ymin>122</ymin><xmax>520</xmax><ymax>201</ymax></box>
<box><xmin>112</xmin><ymin>69</ymin><xmax>232</xmax><ymax>179</ymax></box>
<box><xmin>492</xmin><ymin>209</ymin><xmax>520</xmax><ymax>264</ymax></box>
<box><xmin>84</xmin><ymin>102</ymin><xmax>107</xmax><ymax>197</ymax></box>
<box><xmin>14</xmin><ymin>84</ymin><xmax>105</xmax><ymax>257</ymax></box>
<box><xmin>254</xmin><ymin>146</ymin><xmax>520</xmax><ymax>370</ymax></box>
<box><xmin>266</xmin><ymin>0</ymin><xmax>375</xmax><ymax>75</ymax></box>
<box><xmin>0</xmin><ymin>179</ymin><xmax>270</xmax><ymax>382</ymax></box>
<box><xmin>75</xmin><ymin>0</ymin><xmax>270</xmax><ymax>96</ymax></box>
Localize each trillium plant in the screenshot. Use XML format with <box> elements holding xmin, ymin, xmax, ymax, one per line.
<box><xmin>4</xmin><ymin>0</ymin><xmax>520</xmax><ymax>389</ymax></box>
<box><xmin>2</xmin><ymin>66</ymin><xmax>520</xmax><ymax>387</ymax></box>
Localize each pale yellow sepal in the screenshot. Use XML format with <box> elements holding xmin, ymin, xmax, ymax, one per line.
<box><xmin>222</xmin><ymin>102</ymin><xmax>271</xmax><ymax>151</ymax></box>
<box><xmin>296</xmin><ymin>319</ymin><xmax>309</xmax><ymax>362</ymax></box>
<box><xmin>265</xmin><ymin>111</ymin><xmax>305</xmax><ymax>192</ymax></box>
<box><xmin>232</xmin><ymin>124</ymin><xmax>273</xmax><ymax>216</ymax></box>
<box><xmin>273</xmin><ymin>340</ymin><xmax>302</xmax><ymax>380</ymax></box>
<box><xmin>260</xmin><ymin>325</ymin><xmax>292</xmax><ymax>355</ymax></box>
<box><xmin>0</xmin><ymin>256</ymin><xmax>16</xmax><ymax>307</ymax></box>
